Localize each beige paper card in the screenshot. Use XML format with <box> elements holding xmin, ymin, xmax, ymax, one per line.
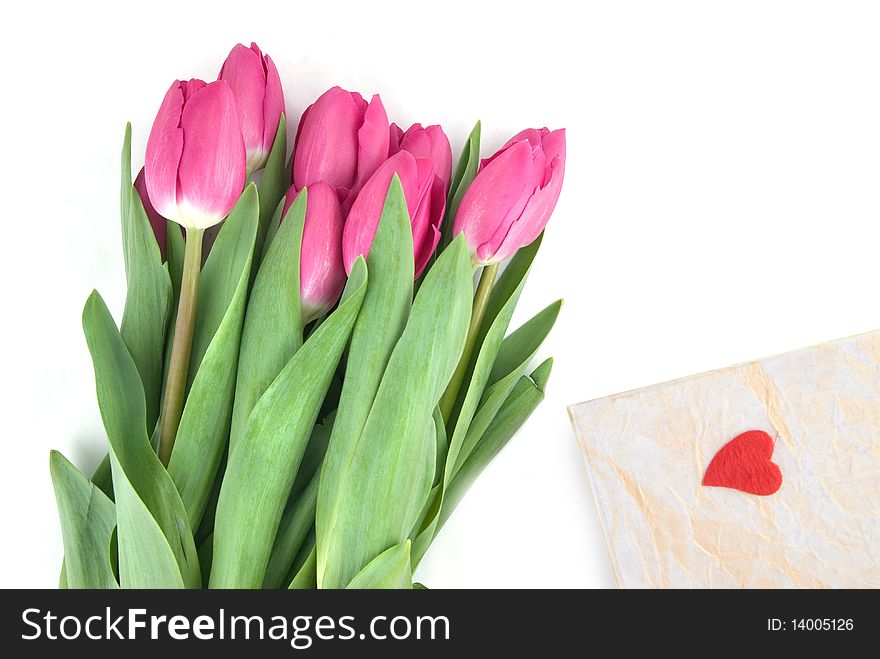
<box><xmin>569</xmin><ymin>331</ymin><xmax>880</xmax><ymax>588</ymax></box>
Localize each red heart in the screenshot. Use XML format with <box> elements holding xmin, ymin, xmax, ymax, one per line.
<box><xmin>702</xmin><ymin>430</ymin><xmax>782</xmax><ymax>496</ymax></box>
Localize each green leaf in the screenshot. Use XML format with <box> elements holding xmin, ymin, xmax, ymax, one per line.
<box><xmin>409</xmin><ymin>410</ymin><xmax>445</xmax><ymax>559</ymax></box>
<box><xmin>82</xmin><ymin>291</ymin><xmax>200</xmax><ymax>588</ymax></box>
<box><xmin>189</xmin><ymin>185</ymin><xmax>259</xmax><ymax>381</ymax></box>
<box><xmin>254</xmin><ymin>114</ymin><xmax>289</xmax><ymax>267</ymax></box>
<box><xmin>262</xmin><ymin>471</ymin><xmax>320</xmax><ymax>589</ymax></box>
<box><xmin>193</xmin><ymin>449</ymin><xmax>225</xmax><ymax>547</ymax></box>
<box><xmin>451</xmin><ymin>300</ymin><xmax>561</xmax><ymax>479</ymax></box>
<box><xmin>50</xmin><ymin>451</ymin><xmax>118</xmax><ymax>589</ymax></box>
<box><xmin>316</xmin><ymin>176</ymin><xmax>414</xmax><ymax>586</ymax></box>
<box><xmin>252</xmin><ymin>113</ymin><xmax>290</xmax><ymax>262</ymax></box>
<box><xmin>431</xmin><ymin>407</ymin><xmax>447</xmax><ymax>488</ymax></box>
<box><xmin>167</xmin><ymin>186</ymin><xmax>259</xmax><ymax>529</ymax></box>
<box><xmin>444</xmin><ymin>237</ymin><xmax>543</xmax><ymax>484</ymax></box>
<box><xmin>288</xmin><ymin>542</ymin><xmax>317</xmax><ymax>590</ymax></box>
<box><xmin>320</xmin><ymin>237</ymin><xmax>472</xmax><ymax>589</ymax></box>
<box><xmin>260</xmin><ymin>198</ymin><xmax>286</xmax><ymax>262</ymax></box>
<box><xmin>291</xmin><ymin>411</ymin><xmax>335</xmax><ymax>499</ymax></box>
<box><xmin>411</xmin><ymin>483</ymin><xmax>442</xmax><ymax>567</ymax></box>
<box><xmin>210</xmin><ymin>259</ymin><xmax>368</xmax><ymax>588</ymax></box>
<box><xmin>265</xmin><ymin>408</ymin><xmax>335</xmax><ymax>589</ymax></box>
<box><xmin>229</xmin><ymin>189</ymin><xmax>305</xmax><ymax>451</ymax></box>
<box><xmin>109</xmin><ymin>452</ymin><xmax>185</xmax><ymax>588</ymax></box>
<box><xmin>90</xmin><ymin>456</ymin><xmax>113</xmax><ymax>499</ymax></box>
<box><xmin>198</xmin><ymin>532</ymin><xmax>214</xmax><ymax>587</ymax></box>
<box><xmin>479</xmin><ymin>234</ymin><xmax>544</xmax><ymax>347</ymax></box>
<box><xmin>441</xmin><ymin>121</ymin><xmax>481</xmax><ymax>249</ymax></box>
<box><xmin>439</xmin><ymin>358</ymin><xmax>552</xmax><ymax>531</ymax></box>
<box><xmin>167</xmin><ymin>225</ymin><xmax>185</xmax><ymax>307</ymax></box>
<box><xmin>119</xmin><ymin>124</ymin><xmax>173</xmax><ymax>433</ymax></box>
<box><xmin>346</xmin><ymin>541</ymin><xmax>413</xmax><ymax>589</ymax></box>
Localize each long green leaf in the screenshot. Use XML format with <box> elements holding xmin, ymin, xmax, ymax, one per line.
<box><xmin>254</xmin><ymin>114</ymin><xmax>289</xmax><ymax>268</ymax></box>
<box><xmin>261</xmin><ymin>413</ymin><xmax>334</xmax><ymax>588</ymax></box>
<box><xmin>50</xmin><ymin>451</ymin><xmax>118</xmax><ymax>589</ymax></box>
<box><xmin>262</xmin><ymin>471</ymin><xmax>320</xmax><ymax>589</ymax></box>
<box><xmin>479</xmin><ymin>233</ymin><xmax>544</xmax><ymax>347</ymax></box>
<box><xmin>320</xmin><ymin>237</ymin><xmax>472</xmax><ymax>589</ymax></box>
<box><xmin>288</xmin><ymin>542</ymin><xmax>317</xmax><ymax>590</ymax></box>
<box><xmin>167</xmin><ymin>186</ymin><xmax>259</xmax><ymax>528</ymax></box>
<box><xmin>167</xmin><ymin>225</ymin><xmax>185</xmax><ymax>309</ymax></box>
<box><xmin>346</xmin><ymin>541</ymin><xmax>413</xmax><ymax>590</ymax></box>
<box><xmin>409</xmin><ymin>411</ymin><xmax>446</xmax><ymax>562</ymax></box>
<box><xmin>413</xmin><ymin>359</ymin><xmax>553</xmax><ymax>565</ymax></box>
<box><xmin>109</xmin><ymin>452</ymin><xmax>184</xmax><ymax>588</ymax></box>
<box><xmin>444</xmin><ymin>237</ymin><xmax>542</xmax><ymax>483</ymax></box>
<box><xmin>188</xmin><ymin>185</ymin><xmax>259</xmax><ymax>381</ymax></box>
<box><xmin>440</xmin><ymin>121</ymin><xmax>481</xmax><ymax>250</ymax></box>
<box><xmin>316</xmin><ymin>176</ymin><xmax>414</xmax><ymax>586</ymax></box>
<box><xmin>82</xmin><ymin>292</ymin><xmax>200</xmax><ymax>588</ymax></box>
<box><xmin>291</xmin><ymin>411</ymin><xmax>335</xmax><ymax>499</ymax></box>
<box><xmin>119</xmin><ymin>123</ymin><xmax>173</xmax><ymax>433</ymax></box>
<box><xmin>229</xmin><ymin>189</ymin><xmax>305</xmax><ymax>451</ymax></box>
<box><xmin>210</xmin><ymin>259</ymin><xmax>368</xmax><ymax>588</ymax></box>
<box><xmin>260</xmin><ymin>198</ymin><xmax>286</xmax><ymax>262</ymax></box>
<box><xmin>440</xmin><ymin>358</ymin><xmax>552</xmax><ymax>531</ymax></box>
<box><xmin>451</xmin><ymin>300</ymin><xmax>561</xmax><ymax>479</ymax></box>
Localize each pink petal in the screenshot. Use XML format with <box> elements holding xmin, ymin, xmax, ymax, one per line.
<box><xmin>260</xmin><ymin>51</ymin><xmax>285</xmax><ymax>153</ymax></box>
<box><xmin>492</xmin><ymin>148</ymin><xmax>565</xmax><ymax>262</ymax></box>
<box><xmin>176</xmin><ymin>80</ymin><xmax>246</xmax><ymax>226</ymax></box>
<box><xmin>538</xmin><ymin>128</ymin><xmax>566</xmax><ymax>183</ymax></box>
<box><xmin>414</xmin><ymin>174</ymin><xmax>446</xmax><ymax>276</ymax></box>
<box><xmin>218</xmin><ymin>43</ymin><xmax>266</xmax><ymax>156</ymax></box>
<box><xmin>452</xmin><ymin>140</ymin><xmax>536</xmax><ymax>258</ymax></box>
<box><xmin>351</xmin><ymin>94</ymin><xmax>390</xmax><ymax>194</ymax></box>
<box><xmin>134</xmin><ymin>168</ymin><xmax>168</xmax><ymax>261</ymax></box>
<box><xmin>397</xmin><ymin>124</ymin><xmax>452</xmax><ymax>189</ymax></box>
<box><xmin>145</xmin><ymin>81</ymin><xmax>186</xmax><ymax>220</ymax></box>
<box><xmin>389</xmin><ymin>123</ymin><xmax>405</xmax><ymax>155</ymax></box>
<box><xmin>342</xmin><ymin>151</ymin><xmax>419</xmax><ymax>273</ymax></box>
<box><xmin>299</xmin><ymin>181</ymin><xmax>346</xmax><ymax>321</ymax></box>
<box><xmin>409</xmin><ymin>158</ymin><xmax>437</xmax><ymax>239</ymax></box>
<box><xmin>292</xmin><ymin>86</ymin><xmax>365</xmax><ymax>190</ymax></box>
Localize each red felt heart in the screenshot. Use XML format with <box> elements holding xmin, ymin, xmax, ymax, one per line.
<box><xmin>702</xmin><ymin>430</ymin><xmax>782</xmax><ymax>496</ymax></box>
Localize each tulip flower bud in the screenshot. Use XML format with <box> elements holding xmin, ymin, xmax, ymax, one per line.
<box><xmin>453</xmin><ymin>127</ymin><xmax>566</xmax><ymax>266</ymax></box>
<box><xmin>342</xmin><ymin>149</ymin><xmax>446</xmax><ymax>278</ymax></box>
<box><xmin>218</xmin><ymin>42</ymin><xmax>285</xmax><ymax>175</ymax></box>
<box><xmin>282</xmin><ymin>182</ymin><xmax>346</xmax><ymax>324</ymax></box>
<box><xmin>292</xmin><ymin>86</ymin><xmax>388</xmax><ymax>207</ymax></box>
<box><xmin>133</xmin><ymin>168</ymin><xmax>168</xmax><ymax>261</ymax></box>
<box><xmin>389</xmin><ymin>123</ymin><xmax>452</xmax><ymax>190</ymax></box>
<box><xmin>145</xmin><ymin>79</ymin><xmax>246</xmax><ymax>230</ymax></box>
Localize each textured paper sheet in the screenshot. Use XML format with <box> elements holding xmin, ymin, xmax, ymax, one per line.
<box><xmin>569</xmin><ymin>331</ymin><xmax>880</xmax><ymax>588</ymax></box>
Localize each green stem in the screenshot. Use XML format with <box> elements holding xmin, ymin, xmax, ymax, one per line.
<box><xmin>157</xmin><ymin>228</ymin><xmax>204</xmax><ymax>466</ymax></box>
<box><xmin>439</xmin><ymin>262</ymin><xmax>499</xmax><ymax>423</ymax></box>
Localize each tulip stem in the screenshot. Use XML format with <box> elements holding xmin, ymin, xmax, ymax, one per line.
<box><xmin>440</xmin><ymin>262</ymin><xmax>499</xmax><ymax>423</ymax></box>
<box><xmin>157</xmin><ymin>228</ymin><xmax>204</xmax><ymax>466</ymax></box>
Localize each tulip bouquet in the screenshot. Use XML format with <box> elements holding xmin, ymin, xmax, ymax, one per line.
<box><xmin>50</xmin><ymin>43</ymin><xmax>565</xmax><ymax>589</ymax></box>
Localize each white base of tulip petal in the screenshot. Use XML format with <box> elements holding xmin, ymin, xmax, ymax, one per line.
<box><xmin>163</xmin><ymin>202</ymin><xmax>227</xmax><ymax>231</ymax></box>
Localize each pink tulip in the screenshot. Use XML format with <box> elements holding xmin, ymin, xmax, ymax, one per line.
<box><xmin>389</xmin><ymin>123</ymin><xmax>452</xmax><ymax>190</ymax></box>
<box><xmin>218</xmin><ymin>42</ymin><xmax>285</xmax><ymax>175</ymax></box>
<box><xmin>453</xmin><ymin>128</ymin><xmax>565</xmax><ymax>265</ymax></box>
<box><xmin>145</xmin><ymin>79</ymin><xmax>246</xmax><ymax>230</ymax></box>
<box><xmin>282</xmin><ymin>182</ymin><xmax>346</xmax><ymax>323</ymax></box>
<box><xmin>342</xmin><ymin>150</ymin><xmax>446</xmax><ymax>277</ymax></box>
<box><xmin>292</xmin><ymin>86</ymin><xmax>388</xmax><ymax>207</ymax></box>
<box><xmin>134</xmin><ymin>168</ymin><xmax>168</xmax><ymax>261</ymax></box>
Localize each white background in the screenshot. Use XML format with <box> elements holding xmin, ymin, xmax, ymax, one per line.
<box><xmin>1</xmin><ymin>0</ymin><xmax>879</xmax><ymax>588</ymax></box>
